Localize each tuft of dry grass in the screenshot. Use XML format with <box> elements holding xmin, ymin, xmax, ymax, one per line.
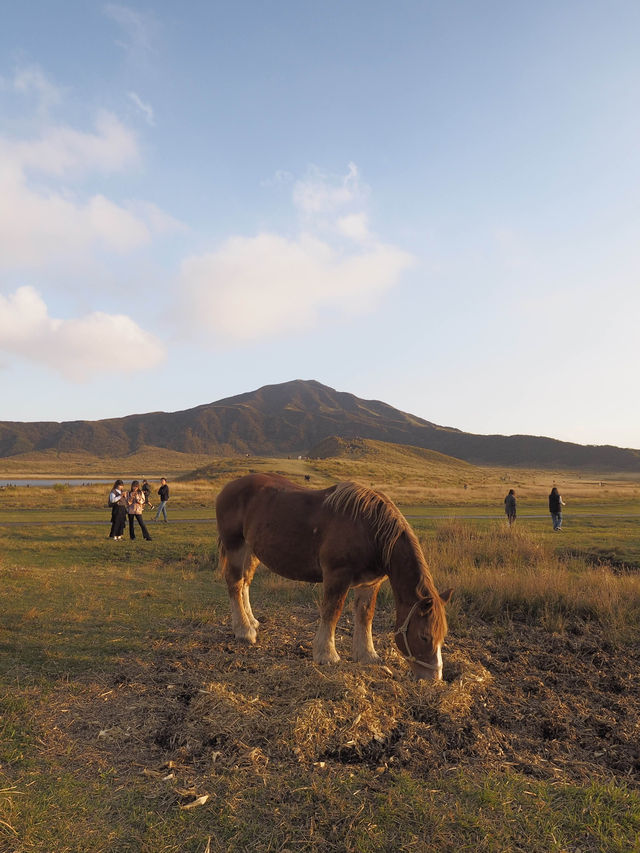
<box><xmin>422</xmin><ymin>521</ymin><xmax>640</xmax><ymax>636</ymax></box>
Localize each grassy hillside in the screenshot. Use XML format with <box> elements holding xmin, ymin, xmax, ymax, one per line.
<box><xmin>0</xmin><ymin>446</ymin><xmax>215</xmax><ymax>478</ymax></box>
<box><xmin>181</xmin><ymin>438</ymin><xmax>640</xmax><ymax>510</ymax></box>
<box><xmin>3</xmin><ymin>437</ymin><xmax>638</xmax><ymax>512</ymax></box>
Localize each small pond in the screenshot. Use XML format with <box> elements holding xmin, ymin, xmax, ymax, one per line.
<box><xmin>0</xmin><ymin>479</ymin><xmax>113</xmax><ymax>487</ymax></box>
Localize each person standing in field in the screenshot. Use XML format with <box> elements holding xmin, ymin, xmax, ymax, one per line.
<box><xmin>504</xmin><ymin>489</ymin><xmax>517</xmax><ymax>526</ymax></box>
<box><xmin>141</xmin><ymin>479</ymin><xmax>154</xmax><ymax>509</ymax></box>
<box><xmin>126</xmin><ymin>480</ymin><xmax>152</xmax><ymax>541</ymax></box>
<box><xmin>548</xmin><ymin>486</ymin><xmax>566</xmax><ymax>531</ymax></box>
<box><xmin>154</xmin><ymin>478</ymin><xmax>170</xmax><ymax>522</ymax></box>
<box><xmin>108</xmin><ymin>479</ymin><xmax>127</xmax><ymax>540</ymax></box>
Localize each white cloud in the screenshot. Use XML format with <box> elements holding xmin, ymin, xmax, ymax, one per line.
<box><xmin>179</xmin><ymin>231</ymin><xmax>414</xmax><ymax>342</ymax></box>
<box><xmin>0</xmin><ymin>286</ymin><xmax>165</xmax><ymax>380</ymax></box>
<box><xmin>8</xmin><ymin>110</ymin><xmax>139</xmax><ymax>177</ymax></box>
<box><xmin>293</xmin><ymin>162</ymin><xmax>363</xmax><ymax>215</ymax></box>
<box><xmin>128</xmin><ymin>91</ymin><xmax>155</xmax><ymax>125</ymax></box>
<box><xmin>128</xmin><ymin>201</ymin><xmax>187</xmax><ymax>234</ymax></box>
<box><xmin>0</xmin><ymin>102</ymin><xmax>182</xmax><ymax>269</ymax></box>
<box><xmin>0</xmin><ymin>170</ymin><xmax>151</xmax><ymax>267</ymax></box>
<box><xmin>336</xmin><ymin>213</ymin><xmax>371</xmax><ymax>243</ymax></box>
<box><xmin>178</xmin><ymin>163</ymin><xmax>414</xmax><ymax>343</ymax></box>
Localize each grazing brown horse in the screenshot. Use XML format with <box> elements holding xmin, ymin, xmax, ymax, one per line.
<box><xmin>215</xmin><ymin>473</ymin><xmax>452</xmax><ymax>680</ymax></box>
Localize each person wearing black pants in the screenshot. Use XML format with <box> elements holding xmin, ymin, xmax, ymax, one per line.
<box><xmin>108</xmin><ymin>479</ymin><xmax>127</xmax><ymax>540</ymax></box>
<box><xmin>548</xmin><ymin>486</ymin><xmax>566</xmax><ymax>531</ymax></box>
<box><xmin>126</xmin><ymin>480</ymin><xmax>152</xmax><ymax>541</ymax></box>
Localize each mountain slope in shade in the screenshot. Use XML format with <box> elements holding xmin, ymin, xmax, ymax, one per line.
<box><xmin>0</xmin><ymin>379</ymin><xmax>639</xmax><ymax>472</ymax></box>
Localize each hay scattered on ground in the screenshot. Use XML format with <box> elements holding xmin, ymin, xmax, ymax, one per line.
<box><xmin>36</xmin><ymin>603</ymin><xmax>640</xmax><ymax>796</ymax></box>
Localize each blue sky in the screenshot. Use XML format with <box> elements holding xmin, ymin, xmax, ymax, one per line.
<box><xmin>1</xmin><ymin>1</ymin><xmax>639</xmax><ymax>449</ymax></box>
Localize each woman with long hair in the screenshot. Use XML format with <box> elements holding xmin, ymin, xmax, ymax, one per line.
<box><xmin>108</xmin><ymin>479</ymin><xmax>127</xmax><ymax>540</ymax></box>
<box><xmin>126</xmin><ymin>480</ymin><xmax>153</xmax><ymax>541</ymax></box>
<box><xmin>548</xmin><ymin>486</ymin><xmax>566</xmax><ymax>531</ymax></box>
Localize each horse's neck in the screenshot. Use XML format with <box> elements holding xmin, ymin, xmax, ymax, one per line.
<box><xmin>386</xmin><ymin>538</ymin><xmax>429</xmax><ymax>609</ymax></box>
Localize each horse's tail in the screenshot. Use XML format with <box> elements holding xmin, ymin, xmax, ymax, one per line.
<box><xmin>216</xmin><ymin>536</ymin><xmax>227</xmax><ymax>574</ymax></box>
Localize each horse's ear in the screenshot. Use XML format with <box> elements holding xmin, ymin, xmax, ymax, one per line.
<box><xmin>439</xmin><ymin>587</ymin><xmax>453</xmax><ymax>604</ymax></box>
<box><xmin>416</xmin><ymin>597</ymin><xmax>433</xmax><ymax>615</ymax></box>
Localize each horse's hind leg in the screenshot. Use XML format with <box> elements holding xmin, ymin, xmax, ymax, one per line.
<box><xmin>221</xmin><ymin>542</ymin><xmax>259</xmax><ymax>643</ymax></box>
<box><xmin>242</xmin><ymin>555</ymin><xmax>260</xmax><ymax>630</ymax></box>
<box><xmin>352</xmin><ymin>582</ymin><xmax>382</xmax><ymax>664</ymax></box>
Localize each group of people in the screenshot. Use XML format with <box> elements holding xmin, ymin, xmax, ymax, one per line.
<box><xmin>107</xmin><ymin>478</ymin><xmax>170</xmax><ymax>541</ymax></box>
<box><xmin>504</xmin><ymin>486</ymin><xmax>566</xmax><ymax>530</ymax></box>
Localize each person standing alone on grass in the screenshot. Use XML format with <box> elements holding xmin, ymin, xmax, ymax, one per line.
<box><xmin>504</xmin><ymin>489</ymin><xmax>517</xmax><ymax>526</ymax></box>
<box><xmin>108</xmin><ymin>479</ymin><xmax>127</xmax><ymax>540</ymax></box>
<box><xmin>154</xmin><ymin>478</ymin><xmax>169</xmax><ymax>522</ymax></box>
<box><xmin>549</xmin><ymin>486</ymin><xmax>566</xmax><ymax>531</ymax></box>
<box><xmin>127</xmin><ymin>480</ymin><xmax>152</xmax><ymax>541</ymax></box>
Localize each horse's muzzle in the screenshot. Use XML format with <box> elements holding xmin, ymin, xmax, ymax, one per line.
<box><xmin>411</xmin><ymin>661</ymin><xmax>443</xmax><ymax>681</ymax></box>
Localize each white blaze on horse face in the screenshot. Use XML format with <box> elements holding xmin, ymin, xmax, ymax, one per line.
<box><xmin>411</xmin><ymin>646</ymin><xmax>442</xmax><ymax>681</ymax></box>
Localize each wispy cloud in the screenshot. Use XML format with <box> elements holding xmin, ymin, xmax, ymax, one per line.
<box><xmin>8</xmin><ymin>110</ymin><xmax>139</xmax><ymax>177</ymax></box>
<box><xmin>128</xmin><ymin>91</ymin><xmax>155</xmax><ymax>125</ymax></box>
<box><xmin>178</xmin><ymin>163</ymin><xmax>414</xmax><ymax>342</ymax></box>
<box><xmin>0</xmin><ymin>84</ymin><xmax>183</xmax><ymax>269</ymax></box>
<box><xmin>104</xmin><ymin>4</ymin><xmax>157</xmax><ymax>63</ymax></box>
<box><xmin>10</xmin><ymin>65</ymin><xmax>62</xmax><ymax>116</ymax></box>
<box><xmin>0</xmin><ymin>110</ymin><xmax>150</xmax><ymax>267</ymax></box>
<box><xmin>0</xmin><ymin>287</ymin><xmax>165</xmax><ymax>380</ymax></box>
<box><xmin>293</xmin><ymin>162</ymin><xmax>364</xmax><ymax>216</ymax></box>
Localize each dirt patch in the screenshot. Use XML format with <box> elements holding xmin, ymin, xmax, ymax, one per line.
<box><xmin>37</xmin><ymin>607</ymin><xmax>640</xmax><ymax>790</ymax></box>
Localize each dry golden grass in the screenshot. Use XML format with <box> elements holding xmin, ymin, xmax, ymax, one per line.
<box><xmin>422</xmin><ymin>522</ymin><xmax>640</xmax><ymax>636</ymax></box>
<box><xmin>3</xmin><ymin>438</ymin><xmax>639</xmax><ymax>511</ymax></box>
<box><xmin>0</xmin><ymin>445</ymin><xmax>214</xmax><ymax>477</ymax></box>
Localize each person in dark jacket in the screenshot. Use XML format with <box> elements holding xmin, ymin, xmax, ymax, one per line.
<box><xmin>548</xmin><ymin>487</ymin><xmax>566</xmax><ymax>531</ymax></box>
<box><xmin>108</xmin><ymin>479</ymin><xmax>127</xmax><ymax>540</ymax></box>
<box><xmin>504</xmin><ymin>489</ymin><xmax>516</xmax><ymax>526</ymax></box>
<box><xmin>141</xmin><ymin>479</ymin><xmax>154</xmax><ymax>509</ymax></box>
<box><xmin>154</xmin><ymin>478</ymin><xmax>170</xmax><ymax>522</ymax></box>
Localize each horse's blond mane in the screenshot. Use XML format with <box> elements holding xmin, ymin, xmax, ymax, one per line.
<box><xmin>323</xmin><ymin>481</ymin><xmax>442</xmax><ymax>614</ymax></box>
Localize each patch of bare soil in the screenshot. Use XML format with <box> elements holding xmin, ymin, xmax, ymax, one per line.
<box><xmin>40</xmin><ymin>608</ymin><xmax>640</xmax><ymax>791</ymax></box>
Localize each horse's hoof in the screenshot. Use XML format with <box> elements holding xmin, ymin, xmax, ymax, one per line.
<box><xmin>313</xmin><ymin>651</ymin><xmax>341</xmax><ymax>665</ymax></box>
<box><xmin>235</xmin><ymin>630</ymin><xmax>257</xmax><ymax>644</ymax></box>
<box><xmin>356</xmin><ymin>653</ymin><xmax>381</xmax><ymax>665</ymax></box>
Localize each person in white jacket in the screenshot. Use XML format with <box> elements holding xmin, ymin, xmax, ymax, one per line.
<box><xmin>126</xmin><ymin>480</ymin><xmax>153</xmax><ymax>541</ymax></box>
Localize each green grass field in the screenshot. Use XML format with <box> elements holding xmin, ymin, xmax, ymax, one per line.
<box><xmin>1</xmin><ymin>454</ymin><xmax>639</xmax><ymax>851</ymax></box>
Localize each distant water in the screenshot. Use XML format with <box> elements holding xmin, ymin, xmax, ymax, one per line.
<box><xmin>0</xmin><ymin>479</ymin><xmax>112</xmax><ymax>487</ymax></box>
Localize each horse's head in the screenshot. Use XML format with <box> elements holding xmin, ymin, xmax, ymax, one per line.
<box><xmin>394</xmin><ymin>589</ymin><xmax>453</xmax><ymax>681</ymax></box>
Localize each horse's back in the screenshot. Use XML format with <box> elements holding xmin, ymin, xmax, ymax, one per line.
<box><xmin>216</xmin><ymin>473</ymin><xmax>309</xmax><ymax>515</ymax></box>
<box><xmin>216</xmin><ymin>473</ymin><xmax>336</xmax><ymax>581</ymax></box>
<box><xmin>216</xmin><ymin>473</ymin><xmax>327</xmax><ymax>538</ymax></box>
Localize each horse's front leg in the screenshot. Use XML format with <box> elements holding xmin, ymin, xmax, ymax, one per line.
<box><xmin>313</xmin><ymin>577</ymin><xmax>349</xmax><ymax>665</ymax></box>
<box><xmin>352</xmin><ymin>582</ymin><xmax>382</xmax><ymax>664</ymax></box>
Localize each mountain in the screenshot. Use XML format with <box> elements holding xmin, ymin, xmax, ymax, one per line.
<box><xmin>1</xmin><ymin>379</ymin><xmax>639</xmax><ymax>472</ymax></box>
